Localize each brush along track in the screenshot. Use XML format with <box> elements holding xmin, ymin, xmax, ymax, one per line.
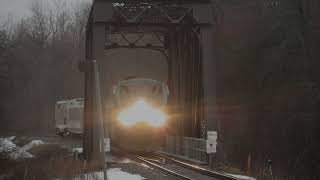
<box><xmin>136</xmin><ymin>155</ymin><xmax>194</xmax><ymax>180</ymax></box>
<box><xmin>154</xmin><ymin>153</ymin><xmax>240</xmax><ymax>180</ymax></box>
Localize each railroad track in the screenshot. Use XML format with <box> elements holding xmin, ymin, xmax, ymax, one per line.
<box><xmin>137</xmin><ymin>155</ymin><xmax>193</xmax><ymax>180</ymax></box>
<box><xmin>135</xmin><ymin>153</ymin><xmax>240</xmax><ymax>180</ymax></box>
<box><xmin>155</xmin><ymin>154</ymin><xmax>240</xmax><ymax>180</ymax></box>
<box><xmin>110</xmin><ymin>147</ymin><xmax>241</xmax><ymax>180</ymax></box>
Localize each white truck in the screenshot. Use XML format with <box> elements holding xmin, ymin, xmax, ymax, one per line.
<box><xmin>55</xmin><ymin>98</ymin><xmax>84</xmax><ymax>136</ymax></box>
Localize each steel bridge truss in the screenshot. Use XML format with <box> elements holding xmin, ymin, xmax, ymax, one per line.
<box><xmin>101</xmin><ymin>1</ymin><xmax>211</xmax><ymax>138</ymax></box>
<box><xmin>103</xmin><ymin>2</ymin><xmax>209</xmax><ymax>55</ymax></box>
<box><xmin>84</xmin><ymin>0</ymin><xmax>217</xmax><ymax>160</ymax></box>
<box><xmin>111</xmin><ymin>2</ymin><xmax>201</xmax><ymax>24</ymax></box>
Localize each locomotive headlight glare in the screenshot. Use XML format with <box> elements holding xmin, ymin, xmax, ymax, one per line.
<box><xmin>118</xmin><ymin>100</ymin><xmax>166</xmax><ymax>128</ymax></box>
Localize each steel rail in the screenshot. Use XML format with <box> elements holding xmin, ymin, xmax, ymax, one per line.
<box><xmin>136</xmin><ymin>156</ymin><xmax>194</xmax><ymax>180</ymax></box>
<box><xmin>156</xmin><ymin>154</ymin><xmax>241</xmax><ymax>180</ymax></box>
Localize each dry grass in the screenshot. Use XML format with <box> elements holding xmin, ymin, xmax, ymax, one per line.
<box><xmin>0</xmin><ymin>158</ymin><xmax>89</xmax><ymax>179</ymax></box>
<box><xmin>0</xmin><ymin>143</ymin><xmax>103</xmax><ymax>180</ymax></box>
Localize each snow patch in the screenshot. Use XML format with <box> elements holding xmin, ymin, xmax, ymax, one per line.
<box><xmin>227</xmin><ymin>174</ymin><xmax>256</xmax><ymax>180</ymax></box>
<box><xmin>0</xmin><ymin>137</ymin><xmax>33</xmax><ymax>160</ymax></box>
<box><xmin>107</xmin><ymin>168</ymin><xmax>145</xmax><ymax>180</ymax></box>
<box><xmin>55</xmin><ymin>168</ymin><xmax>145</xmax><ymax>180</ymax></box>
<box><xmin>7</xmin><ymin>136</ymin><xmax>16</xmax><ymax>141</ymax></box>
<box><xmin>21</xmin><ymin>140</ymin><xmax>45</xmax><ymax>152</ymax></box>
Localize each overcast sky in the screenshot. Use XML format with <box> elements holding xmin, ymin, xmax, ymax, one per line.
<box><xmin>0</xmin><ymin>0</ymin><xmax>92</xmax><ymax>22</ymax></box>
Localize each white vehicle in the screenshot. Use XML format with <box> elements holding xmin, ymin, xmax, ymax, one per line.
<box><xmin>55</xmin><ymin>98</ymin><xmax>84</xmax><ymax>136</ymax></box>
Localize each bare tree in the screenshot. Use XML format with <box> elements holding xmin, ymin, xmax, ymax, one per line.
<box><xmin>71</xmin><ymin>0</ymin><xmax>91</xmax><ymax>46</ymax></box>
<box><xmin>30</xmin><ymin>0</ymin><xmax>50</xmax><ymax>46</ymax></box>
<box><xmin>0</xmin><ymin>15</ymin><xmax>15</xmax><ymax>51</ymax></box>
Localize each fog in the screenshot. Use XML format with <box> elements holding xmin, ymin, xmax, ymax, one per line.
<box><xmin>0</xmin><ymin>0</ymin><xmax>92</xmax><ymax>22</ymax></box>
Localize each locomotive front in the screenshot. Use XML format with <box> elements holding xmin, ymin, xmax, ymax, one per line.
<box><xmin>111</xmin><ymin>78</ymin><xmax>169</xmax><ymax>151</ymax></box>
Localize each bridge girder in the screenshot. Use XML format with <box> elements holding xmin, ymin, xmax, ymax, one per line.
<box><xmin>83</xmin><ymin>0</ymin><xmax>218</xmax><ymax>161</ymax></box>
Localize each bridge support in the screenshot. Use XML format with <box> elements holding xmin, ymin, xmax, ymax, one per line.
<box><xmin>201</xmin><ymin>27</ymin><xmax>217</xmax><ymax>135</ymax></box>
<box><xmin>80</xmin><ymin>60</ymin><xmax>106</xmax><ymax>170</ymax></box>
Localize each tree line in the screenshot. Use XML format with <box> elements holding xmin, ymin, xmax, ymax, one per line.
<box><xmin>0</xmin><ymin>0</ymin><xmax>91</xmax><ymax>134</ymax></box>
<box><xmin>214</xmin><ymin>0</ymin><xmax>320</xmax><ymax>177</ymax></box>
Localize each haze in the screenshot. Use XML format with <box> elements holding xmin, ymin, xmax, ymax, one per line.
<box><xmin>0</xmin><ymin>0</ymin><xmax>92</xmax><ymax>22</ymax></box>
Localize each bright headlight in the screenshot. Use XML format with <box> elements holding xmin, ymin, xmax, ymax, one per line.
<box><xmin>117</xmin><ymin>100</ymin><xmax>166</xmax><ymax>127</ymax></box>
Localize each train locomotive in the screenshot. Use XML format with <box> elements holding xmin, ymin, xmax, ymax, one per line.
<box><xmin>55</xmin><ymin>78</ymin><xmax>169</xmax><ymax>151</ymax></box>
<box><xmin>110</xmin><ymin>78</ymin><xmax>170</xmax><ymax>152</ymax></box>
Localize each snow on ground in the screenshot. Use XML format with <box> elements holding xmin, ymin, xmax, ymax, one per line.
<box><xmin>227</xmin><ymin>174</ymin><xmax>256</xmax><ymax>180</ymax></box>
<box><xmin>56</xmin><ymin>168</ymin><xmax>145</xmax><ymax>180</ymax></box>
<box><xmin>0</xmin><ymin>137</ymin><xmax>33</xmax><ymax>160</ymax></box>
<box><xmin>21</xmin><ymin>140</ymin><xmax>45</xmax><ymax>151</ymax></box>
<box><xmin>107</xmin><ymin>168</ymin><xmax>145</xmax><ymax>180</ymax></box>
<box><xmin>7</xmin><ymin>136</ymin><xmax>16</xmax><ymax>141</ymax></box>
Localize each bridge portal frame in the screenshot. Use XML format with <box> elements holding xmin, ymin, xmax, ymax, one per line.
<box><xmin>83</xmin><ymin>0</ymin><xmax>218</xmax><ymax>161</ymax></box>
